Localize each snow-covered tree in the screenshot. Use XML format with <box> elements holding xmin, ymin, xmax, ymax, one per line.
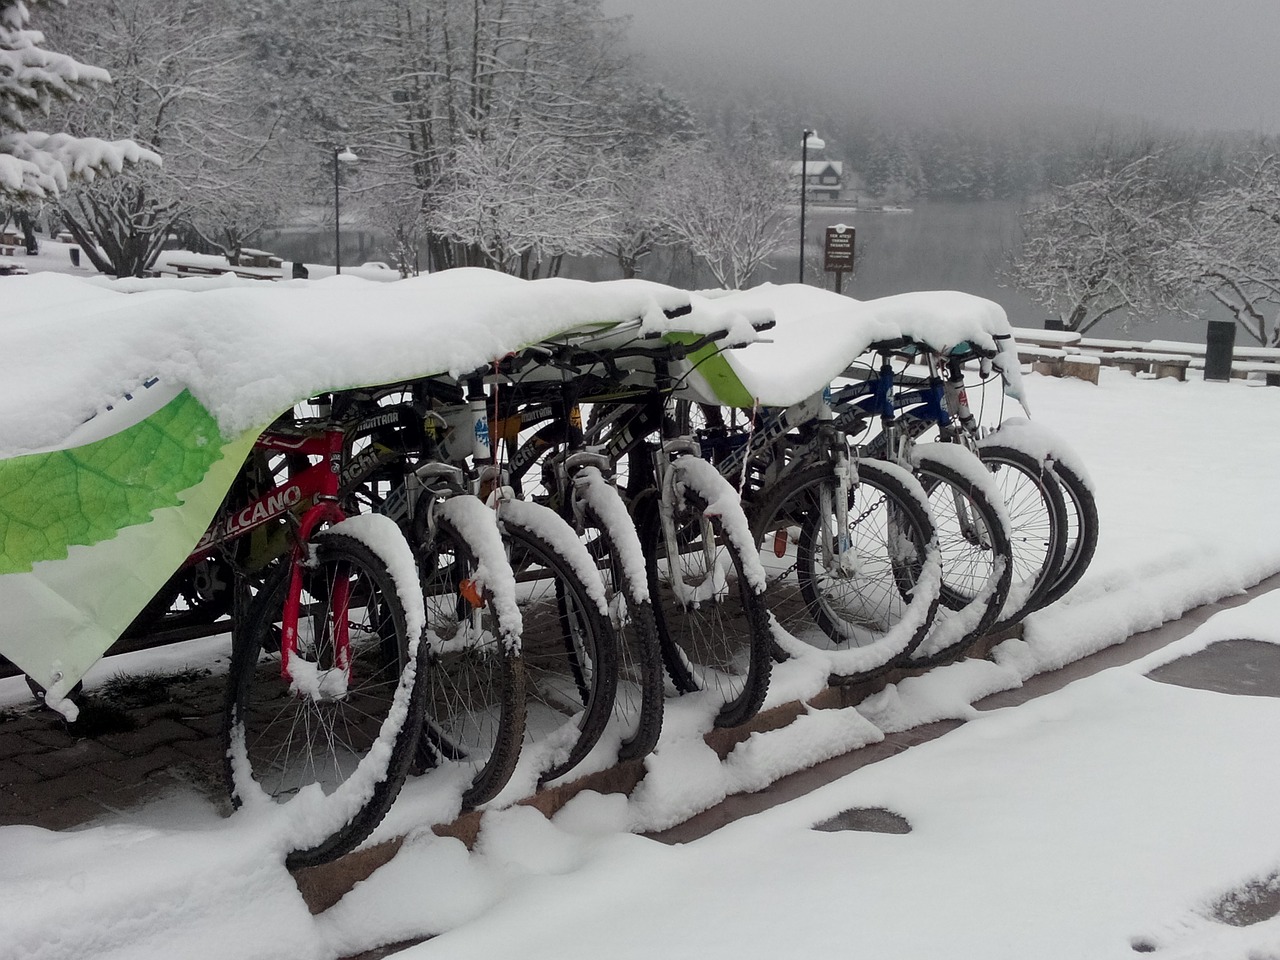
<box><xmin>426</xmin><ymin>130</ymin><xmax>618</xmax><ymax>278</ymax></box>
<box><xmin>0</xmin><ymin>0</ymin><xmax>157</xmax><ymax>200</ymax></box>
<box><xmin>1003</xmin><ymin>154</ymin><xmax>1197</xmax><ymax>333</ymax></box>
<box><xmin>596</xmin><ymin>84</ymin><xmax>700</xmax><ymax>279</ymax></box>
<box><xmin>1172</xmin><ymin>154</ymin><xmax>1280</xmax><ymax>347</ymax></box>
<box><xmin>652</xmin><ymin>134</ymin><xmax>794</xmax><ymax>290</ymax></box>
<box><xmin>41</xmin><ymin>0</ymin><xmax>293</xmax><ymax>275</ymax></box>
<box><xmin>293</xmin><ymin>0</ymin><xmax>630</xmax><ymax>274</ymax></box>
<box><xmin>602</xmin><ymin>145</ymin><xmax>675</xmax><ymax>279</ymax></box>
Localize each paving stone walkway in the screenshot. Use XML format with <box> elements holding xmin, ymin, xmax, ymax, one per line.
<box><xmin>0</xmin><ymin>667</ymin><xmax>229</xmax><ymax>830</ymax></box>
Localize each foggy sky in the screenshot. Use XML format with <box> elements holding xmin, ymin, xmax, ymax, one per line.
<box><xmin>601</xmin><ymin>0</ymin><xmax>1280</xmax><ymax>133</ymax></box>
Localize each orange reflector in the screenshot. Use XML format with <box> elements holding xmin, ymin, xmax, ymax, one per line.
<box><xmin>773</xmin><ymin>529</ymin><xmax>788</xmax><ymax>558</ymax></box>
<box><xmin>459</xmin><ymin>578</ymin><xmax>485</xmax><ymax>609</ymax></box>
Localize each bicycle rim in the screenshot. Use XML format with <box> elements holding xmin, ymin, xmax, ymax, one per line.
<box><xmin>224</xmin><ymin>533</ymin><xmax>424</xmax><ymax>869</ymax></box>
<box><xmin>641</xmin><ymin>487</ymin><xmax>771</xmax><ymax>727</ymax></box>
<box><xmin>502</xmin><ymin>513</ymin><xmax>617</xmax><ymax>784</ymax></box>
<box><xmin>417</xmin><ymin>517</ymin><xmax>524</xmax><ymax>808</ymax></box>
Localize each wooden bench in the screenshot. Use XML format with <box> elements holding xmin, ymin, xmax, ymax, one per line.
<box><xmin>1013</xmin><ymin>346</ymin><xmax>1100</xmax><ymax>383</ymax></box>
<box><xmin>1229</xmin><ymin>360</ymin><xmax>1280</xmax><ymax>386</ymax></box>
<box><xmin>1098</xmin><ymin>351</ymin><xmax>1191</xmax><ymax>380</ymax></box>
<box><xmin>1016</xmin><ymin>345</ymin><xmax>1068</xmax><ymax>377</ymax></box>
<box><xmin>1063</xmin><ymin>354</ymin><xmax>1100</xmax><ymax>384</ymax></box>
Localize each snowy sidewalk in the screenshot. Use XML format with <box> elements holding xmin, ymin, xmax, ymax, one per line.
<box><xmin>380</xmin><ymin>590</ymin><xmax>1280</xmax><ymax>960</ymax></box>
<box><xmin>3</xmin><ymin>366</ymin><xmax>1280</xmax><ymax>960</ymax></box>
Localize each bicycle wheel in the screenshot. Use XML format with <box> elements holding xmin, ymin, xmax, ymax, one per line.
<box><xmin>751</xmin><ymin>459</ymin><xmax>941</xmax><ymax>677</ymax></box>
<box><xmin>223</xmin><ymin>531</ymin><xmax>428</xmax><ymax>870</ymax></box>
<box><xmin>976</xmin><ymin>444</ymin><xmax>1068</xmax><ymax>630</ymax></box>
<box><xmin>574</xmin><ymin>472</ymin><xmax>664</xmax><ymax>763</ymax></box>
<box><xmin>415</xmin><ymin>506</ymin><xmax>525</xmax><ymax>809</ymax></box>
<box><xmin>639</xmin><ymin>457</ymin><xmax>771</xmax><ymax>728</ymax></box>
<box><xmin>671</xmin><ymin>399</ymin><xmax>773</xmax><ymax>502</ymax></box>
<box><xmin>909</xmin><ymin>448</ymin><xmax>1014</xmax><ymax>666</ymax></box>
<box><xmin>500</xmin><ymin>500</ymin><xmax>618</xmax><ymax>784</ymax></box>
<box><xmin>1031</xmin><ymin>460</ymin><xmax>1099</xmax><ymax>609</ymax></box>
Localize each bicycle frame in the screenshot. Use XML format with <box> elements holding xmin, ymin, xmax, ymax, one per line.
<box><xmin>191</xmin><ymin>424</ymin><xmax>349</xmax><ymax>685</ymax></box>
<box><xmin>834</xmin><ymin>352</ymin><xmax>995</xmax><ymax>549</ymax></box>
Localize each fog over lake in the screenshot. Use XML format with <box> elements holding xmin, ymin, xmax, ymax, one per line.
<box><xmin>601</xmin><ymin>0</ymin><xmax>1280</xmax><ymax>133</ymax></box>
<box><xmin>593</xmin><ymin>0</ymin><xmax>1280</xmax><ymax>345</ymax></box>
<box><xmin>770</xmin><ymin>202</ymin><xmax>1210</xmax><ymax>343</ymax></box>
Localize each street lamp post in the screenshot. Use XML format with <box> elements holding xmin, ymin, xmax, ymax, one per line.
<box><xmin>333</xmin><ymin>146</ymin><xmax>358</xmax><ymax>274</ymax></box>
<box><xmin>798</xmin><ymin>129</ymin><xmax>825</xmax><ymax>285</ymax></box>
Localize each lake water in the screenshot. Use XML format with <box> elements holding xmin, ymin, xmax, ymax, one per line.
<box><xmin>765</xmin><ymin>200</ymin><xmax>1212</xmax><ymax>345</ymax></box>
<box><xmin>268</xmin><ymin>200</ymin><xmax>1224</xmax><ymax>346</ymax></box>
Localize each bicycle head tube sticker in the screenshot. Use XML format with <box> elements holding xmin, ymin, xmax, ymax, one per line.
<box><xmin>473</xmin><ymin>411</ymin><xmax>490</xmax><ymax>459</ymax></box>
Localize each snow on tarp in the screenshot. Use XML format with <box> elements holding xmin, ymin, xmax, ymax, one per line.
<box><xmin>0</xmin><ymin>270</ymin><xmax>709</xmax><ymax>457</ymax></box>
<box><xmin>684</xmin><ymin>284</ymin><xmax>1024</xmax><ymax>408</ymax></box>
<box><xmin>0</xmin><ymin>269</ymin><xmax>731</xmax><ymax>702</ymax></box>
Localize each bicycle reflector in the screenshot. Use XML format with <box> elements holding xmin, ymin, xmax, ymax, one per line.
<box><xmin>774</xmin><ymin>529</ymin><xmax>788</xmax><ymax>558</ymax></box>
<box><xmin>459</xmin><ymin>578</ymin><xmax>485</xmax><ymax>609</ymax></box>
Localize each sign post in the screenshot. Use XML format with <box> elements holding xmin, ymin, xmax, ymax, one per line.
<box><xmin>823</xmin><ymin>223</ymin><xmax>855</xmax><ymax>295</ymax></box>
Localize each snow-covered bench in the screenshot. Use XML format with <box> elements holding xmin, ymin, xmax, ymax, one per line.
<box><xmin>1016</xmin><ymin>345</ymin><xmax>1099</xmax><ymax>383</ymax></box>
<box><xmin>1009</xmin><ymin>326</ymin><xmax>1083</xmax><ymax>349</ymax></box>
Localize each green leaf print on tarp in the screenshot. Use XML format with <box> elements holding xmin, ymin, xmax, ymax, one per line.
<box><xmin>0</xmin><ymin>391</ymin><xmax>225</xmax><ymax>575</ymax></box>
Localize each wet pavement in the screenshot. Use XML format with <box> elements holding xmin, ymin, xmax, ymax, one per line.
<box><xmin>1147</xmin><ymin>638</ymin><xmax>1280</xmax><ymax>698</ymax></box>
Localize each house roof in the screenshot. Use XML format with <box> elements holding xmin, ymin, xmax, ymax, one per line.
<box><xmin>787</xmin><ymin>159</ymin><xmax>844</xmax><ymax>177</ymax></box>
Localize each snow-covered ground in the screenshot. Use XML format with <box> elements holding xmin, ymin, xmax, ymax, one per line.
<box><xmin>2</xmin><ymin>367</ymin><xmax>1279</xmax><ymax>960</ymax></box>
<box><xmin>0</xmin><ymin>236</ymin><xmax>397</xmax><ymax>283</ymax></box>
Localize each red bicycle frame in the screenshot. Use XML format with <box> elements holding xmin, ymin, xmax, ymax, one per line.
<box><xmin>190</xmin><ymin>425</ymin><xmax>350</xmax><ymax>685</ymax></box>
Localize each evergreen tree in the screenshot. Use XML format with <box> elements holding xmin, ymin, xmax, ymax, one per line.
<box><xmin>0</xmin><ymin>0</ymin><xmax>156</xmax><ymax>200</ymax></box>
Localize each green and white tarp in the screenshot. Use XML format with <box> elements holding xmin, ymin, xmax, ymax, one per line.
<box><xmin>1</xmin><ymin>269</ymin><xmax>1020</xmax><ymax>713</ymax></box>
<box><xmin>0</xmin><ymin>269</ymin><xmax>727</xmax><ymax>711</ymax></box>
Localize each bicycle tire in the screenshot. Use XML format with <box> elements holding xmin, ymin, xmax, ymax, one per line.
<box><xmin>574</xmin><ymin>471</ymin><xmax>664</xmax><ymax>763</ymax></box>
<box><xmin>415</xmin><ymin>505</ymin><xmax>525</xmax><ymax>809</ymax></box>
<box><xmin>638</xmin><ymin>459</ymin><xmax>772</xmax><ymax>728</ymax></box>
<box><xmin>908</xmin><ymin>449</ymin><xmax>1014</xmax><ymax>667</ymax></box>
<box><xmin>1032</xmin><ymin>460</ymin><xmax>1099</xmax><ymax>609</ymax></box>
<box><xmin>223</xmin><ymin>531</ymin><xmax>428</xmax><ymax>870</ymax></box>
<box><xmin>751</xmin><ymin>458</ymin><xmax>941</xmax><ymax>677</ymax></box>
<box><xmin>499</xmin><ymin>501</ymin><xmax>618</xmax><ymax>784</ymax></box>
<box><xmin>976</xmin><ymin>444</ymin><xmax>1068</xmax><ymax>630</ymax></box>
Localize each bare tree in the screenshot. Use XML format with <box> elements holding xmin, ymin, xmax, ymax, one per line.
<box><xmin>41</xmin><ymin>0</ymin><xmax>290</xmax><ymax>275</ymax></box>
<box><xmin>594</xmin><ymin>84</ymin><xmax>699</xmax><ymax>279</ymax></box>
<box><xmin>1003</xmin><ymin>152</ymin><xmax>1198</xmax><ymax>333</ymax></box>
<box><xmin>425</xmin><ymin>130</ymin><xmax>618</xmax><ymax>278</ymax></box>
<box><xmin>599</xmin><ymin>140</ymin><xmax>687</xmax><ymax>279</ymax></box>
<box><xmin>353</xmin><ymin>179</ymin><xmax>428</xmax><ymax>277</ymax></box>
<box><xmin>1173</xmin><ymin>154</ymin><xmax>1280</xmax><ymax>346</ymax></box>
<box><xmin>652</xmin><ymin>134</ymin><xmax>794</xmax><ymax>290</ymax></box>
<box><xmin>301</xmin><ymin>0</ymin><xmax>630</xmax><ymax>273</ymax></box>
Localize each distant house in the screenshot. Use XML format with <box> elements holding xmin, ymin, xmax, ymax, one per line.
<box><xmin>788</xmin><ymin>158</ymin><xmax>844</xmax><ymax>202</ymax></box>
